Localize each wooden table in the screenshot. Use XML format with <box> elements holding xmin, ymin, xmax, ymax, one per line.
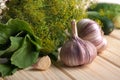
<box><xmin>1</xmin><ymin>29</ymin><xmax>120</xmax><ymax>80</ymax></box>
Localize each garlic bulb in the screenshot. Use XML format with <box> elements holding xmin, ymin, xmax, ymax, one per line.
<box><xmin>77</xmin><ymin>19</ymin><xmax>107</xmax><ymax>53</ymax></box>
<box><xmin>60</xmin><ymin>20</ymin><xmax>97</xmax><ymax>66</ymax></box>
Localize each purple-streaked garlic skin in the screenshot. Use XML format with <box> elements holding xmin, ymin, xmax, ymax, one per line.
<box><xmin>77</xmin><ymin>19</ymin><xmax>107</xmax><ymax>53</ymax></box>
<box><xmin>97</xmin><ymin>38</ymin><xmax>107</xmax><ymax>53</ymax></box>
<box><xmin>60</xmin><ymin>20</ymin><xmax>97</xmax><ymax>67</ymax></box>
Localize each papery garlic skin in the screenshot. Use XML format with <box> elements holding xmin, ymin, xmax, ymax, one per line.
<box><xmin>77</xmin><ymin>19</ymin><xmax>107</xmax><ymax>53</ymax></box>
<box><xmin>60</xmin><ymin>20</ymin><xmax>97</xmax><ymax>67</ymax></box>
<box><xmin>33</xmin><ymin>56</ymin><xmax>51</xmax><ymax>70</ymax></box>
<box><xmin>60</xmin><ymin>38</ymin><xmax>97</xmax><ymax>66</ymax></box>
<box><xmin>97</xmin><ymin>38</ymin><xmax>107</xmax><ymax>52</ymax></box>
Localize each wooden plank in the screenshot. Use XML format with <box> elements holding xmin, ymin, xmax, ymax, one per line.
<box><xmin>99</xmin><ymin>50</ymin><xmax>120</xmax><ymax>67</ymax></box>
<box><xmin>98</xmin><ymin>34</ymin><xmax>120</xmax><ymax>67</ymax></box>
<box><xmin>4</xmin><ymin>65</ymin><xmax>72</xmax><ymax>80</ymax></box>
<box><xmin>105</xmin><ymin>36</ymin><xmax>120</xmax><ymax>56</ymax></box>
<box><xmin>56</xmin><ymin>56</ymin><xmax>120</xmax><ymax>80</ymax></box>
<box><xmin>110</xmin><ymin>29</ymin><xmax>120</xmax><ymax>40</ymax></box>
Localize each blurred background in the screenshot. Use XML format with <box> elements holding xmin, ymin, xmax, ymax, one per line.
<box><xmin>98</xmin><ymin>0</ymin><xmax>120</xmax><ymax>4</ymax></box>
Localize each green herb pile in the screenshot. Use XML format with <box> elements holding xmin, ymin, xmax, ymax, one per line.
<box><xmin>1</xmin><ymin>0</ymin><xmax>87</xmax><ymax>53</ymax></box>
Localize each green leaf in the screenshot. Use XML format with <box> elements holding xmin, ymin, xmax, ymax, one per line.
<box><xmin>0</xmin><ymin>36</ymin><xmax>23</xmax><ymax>57</ymax></box>
<box><xmin>0</xmin><ymin>18</ymin><xmax>34</xmax><ymax>45</ymax></box>
<box><xmin>26</xmin><ymin>34</ymin><xmax>41</xmax><ymax>51</ymax></box>
<box><xmin>11</xmin><ymin>34</ymin><xmax>39</xmax><ymax>68</ymax></box>
<box><xmin>6</xmin><ymin>19</ymin><xmax>34</xmax><ymax>35</ymax></box>
<box><xmin>0</xmin><ymin>64</ymin><xmax>18</xmax><ymax>77</ymax></box>
<box><xmin>0</xmin><ymin>64</ymin><xmax>14</xmax><ymax>77</ymax></box>
<box><xmin>0</xmin><ymin>23</ymin><xmax>11</xmax><ymax>45</ymax></box>
<box><xmin>0</xmin><ymin>19</ymin><xmax>42</xmax><ymax>77</ymax></box>
<box><xmin>48</xmin><ymin>51</ymin><xmax>58</xmax><ymax>61</ymax></box>
<box><xmin>11</xmin><ymin>68</ymin><xmax>19</xmax><ymax>74</ymax></box>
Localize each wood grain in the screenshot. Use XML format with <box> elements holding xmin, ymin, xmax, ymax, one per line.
<box><xmin>4</xmin><ymin>65</ymin><xmax>72</xmax><ymax>80</ymax></box>
<box><xmin>105</xmin><ymin>36</ymin><xmax>120</xmax><ymax>56</ymax></box>
<box><xmin>110</xmin><ymin>29</ymin><xmax>120</xmax><ymax>40</ymax></box>
<box><xmin>56</xmin><ymin>56</ymin><xmax>120</xmax><ymax>80</ymax></box>
<box><xmin>99</xmin><ymin>32</ymin><xmax>120</xmax><ymax>67</ymax></box>
<box><xmin>99</xmin><ymin>50</ymin><xmax>120</xmax><ymax>67</ymax></box>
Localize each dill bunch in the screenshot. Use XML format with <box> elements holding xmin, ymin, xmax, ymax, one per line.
<box><xmin>1</xmin><ymin>0</ymin><xmax>88</xmax><ymax>54</ymax></box>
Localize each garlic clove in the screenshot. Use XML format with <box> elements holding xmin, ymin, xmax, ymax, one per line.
<box><xmin>60</xmin><ymin>38</ymin><xmax>86</xmax><ymax>66</ymax></box>
<box><xmin>33</xmin><ymin>55</ymin><xmax>51</xmax><ymax>70</ymax></box>
<box><xmin>83</xmin><ymin>40</ymin><xmax>97</xmax><ymax>64</ymax></box>
<box><xmin>97</xmin><ymin>38</ymin><xmax>107</xmax><ymax>53</ymax></box>
<box><xmin>77</xmin><ymin>19</ymin><xmax>107</xmax><ymax>53</ymax></box>
<box><xmin>60</xmin><ymin>20</ymin><xmax>97</xmax><ymax>67</ymax></box>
